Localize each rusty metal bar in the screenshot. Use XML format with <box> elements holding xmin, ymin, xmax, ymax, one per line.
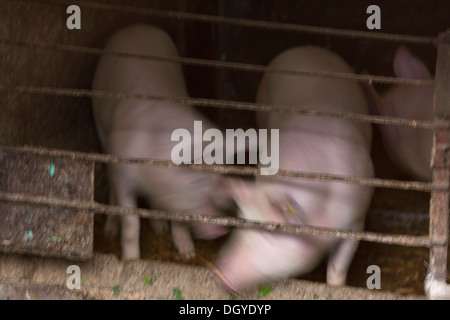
<box><xmin>426</xmin><ymin>30</ymin><xmax>450</xmax><ymax>299</ymax></box>
<box><xmin>0</xmin><ymin>39</ymin><xmax>435</xmax><ymax>87</ymax></box>
<box><xmin>0</xmin><ymin>191</ymin><xmax>434</xmax><ymax>248</ymax></box>
<box><xmin>0</xmin><ymin>145</ymin><xmax>441</xmax><ymax>192</ymax></box>
<box><xmin>8</xmin><ymin>0</ymin><xmax>438</xmax><ymax>46</ymax></box>
<box><xmin>175</xmin><ymin>0</ymin><xmax>188</xmax><ymax>58</ymax></box>
<box><xmin>0</xmin><ymin>84</ymin><xmax>445</xmax><ymax>131</ymax></box>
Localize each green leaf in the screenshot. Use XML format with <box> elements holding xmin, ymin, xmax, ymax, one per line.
<box><xmin>112</xmin><ymin>285</ymin><xmax>120</xmax><ymax>296</ymax></box>
<box><xmin>259</xmin><ymin>286</ymin><xmax>272</xmax><ymax>297</ymax></box>
<box><xmin>144</xmin><ymin>275</ymin><xmax>155</xmax><ymax>286</ymax></box>
<box><xmin>173</xmin><ymin>288</ymin><xmax>184</xmax><ymax>300</ymax></box>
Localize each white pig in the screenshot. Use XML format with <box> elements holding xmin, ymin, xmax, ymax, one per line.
<box><xmin>376</xmin><ymin>46</ymin><xmax>434</xmax><ymax>181</ymax></box>
<box><xmin>215</xmin><ymin>46</ymin><xmax>374</xmax><ymax>291</ymax></box>
<box><xmin>92</xmin><ymin>24</ymin><xmax>228</xmax><ymax>260</ymax></box>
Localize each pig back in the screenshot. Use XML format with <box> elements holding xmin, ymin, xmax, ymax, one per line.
<box><xmin>92</xmin><ymin>24</ymin><xmax>197</xmax><ymax>140</ymax></box>
<box><xmin>256</xmin><ymin>46</ymin><xmax>372</xmax><ymax>149</ymax></box>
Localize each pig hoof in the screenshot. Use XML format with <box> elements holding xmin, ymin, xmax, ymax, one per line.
<box><xmin>121</xmin><ymin>236</ymin><xmax>140</xmax><ymax>260</ymax></box>
<box><xmin>181</xmin><ymin>248</ymin><xmax>195</xmax><ymax>261</ymax></box>
<box><xmin>121</xmin><ymin>246</ymin><xmax>140</xmax><ymax>261</ymax></box>
<box><xmin>177</xmin><ymin>241</ymin><xmax>196</xmax><ymax>260</ymax></box>
<box><xmin>151</xmin><ymin>220</ymin><xmax>169</xmax><ymax>234</ymax></box>
<box><xmin>104</xmin><ymin>216</ymin><xmax>120</xmax><ymax>239</ymax></box>
<box><xmin>178</xmin><ymin>243</ymin><xmax>195</xmax><ymax>261</ymax></box>
<box><xmin>327</xmin><ymin>273</ymin><xmax>346</xmax><ymax>287</ymax></box>
<box><xmin>173</xmin><ymin>236</ymin><xmax>195</xmax><ymax>260</ymax></box>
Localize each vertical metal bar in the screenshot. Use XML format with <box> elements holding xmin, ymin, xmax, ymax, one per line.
<box><xmin>427</xmin><ymin>30</ymin><xmax>450</xmax><ymax>299</ymax></box>
<box><xmin>176</xmin><ymin>0</ymin><xmax>188</xmax><ymax>57</ymax></box>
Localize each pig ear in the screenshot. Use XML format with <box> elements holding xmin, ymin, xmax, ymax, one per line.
<box><xmin>393</xmin><ymin>46</ymin><xmax>432</xmax><ymax>79</ymax></box>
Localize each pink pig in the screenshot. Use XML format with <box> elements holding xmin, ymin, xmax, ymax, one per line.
<box><xmin>92</xmin><ymin>24</ymin><xmax>228</xmax><ymax>260</ymax></box>
<box><xmin>215</xmin><ymin>46</ymin><xmax>374</xmax><ymax>291</ymax></box>
<box><xmin>376</xmin><ymin>46</ymin><xmax>434</xmax><ymax>181</ymax></box>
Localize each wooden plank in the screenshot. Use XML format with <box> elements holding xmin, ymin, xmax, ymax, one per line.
<box><xmin>0</xmin><ymin>149</ymin><xmax>94</xmax><ymax>260</ymax></box>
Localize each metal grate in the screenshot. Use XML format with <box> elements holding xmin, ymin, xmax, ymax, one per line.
<box><xmin>0</xmin><ymin>0</ymin><xmax>449</xmax><ymax>299</ymax></box>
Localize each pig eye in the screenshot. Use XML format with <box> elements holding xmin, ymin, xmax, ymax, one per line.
<box><xmin>285</xmin><ymin>199</ymin><xmax>297</xmax><ymax>215</ymax></box>
<box><xmin>265</xmin><ymin>193</ymin><xmax>304</xmax><ymax>225</ymax></box>
<box><xmin>282</xmin><ymin>195</ymin><xmax>306</xmax><ymax>225</ymax></box>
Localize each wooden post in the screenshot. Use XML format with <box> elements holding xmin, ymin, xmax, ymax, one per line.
<box><xmin>426</xmin><ymin>30</ymin><xmax>450</xmax><ymax>299</ymax></box>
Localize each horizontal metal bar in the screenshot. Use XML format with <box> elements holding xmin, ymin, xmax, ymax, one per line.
<box><xmin>9</xmin><ymin>0</ymin><xmax>438</xmax><ymax>46</ymax></box>
<box><xmin>0</xmin><ymin>84</ymin><xmax>446</xmax><ymax>130</ymax></box>
<box><xmin>0</xmin><ymin>191</ymin><xmax>435</xmax><ymax>248</ymax></box>
<box><xmin>0</xmin><ymin>145</ymin><xmax>442</xmax><ymax>192</ymax></box>
<box><xmin>0</xmin><ymin>39</ymin><xmax>435</xmax><ymax>87</ymax></box>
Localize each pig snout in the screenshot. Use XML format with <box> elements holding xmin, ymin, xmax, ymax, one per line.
<box><xmin>215</xmin><ymin>228</ymin><xmax>322</xmax><ymax>292</ymax></box>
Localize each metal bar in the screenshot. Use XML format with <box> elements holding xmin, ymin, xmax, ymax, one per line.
<box><xmin>0</xmin><ymin>84</ymin><xmax>445</xmax><ymax>130</ymax></box>
<box><xmin>0</xmin><ymin>145</ymin><xmax>441</xmax><ymax>192</ymax></box>
<box><xmin>8</xmin><ymin>0</ymin><xmax>438</xmax><ymax>46</ymax></box>
<box><xmin>0</xmin><ymin>191</ymin><xmax>434</xmax><ymax>248</ymax></box>
<box><xmin>176</xmin><ymin>0</ymin><xmax>188</xmax><ymax>58</ymax></box>
<box><xmin>426</xmin><ymin>30</ymin><xmax>450</xmax><ymax>299</ymax></box>
<box><xmin>0</xmin><ymin>39</ymin><xmax>435</xmax><ymax>87</ymax></box>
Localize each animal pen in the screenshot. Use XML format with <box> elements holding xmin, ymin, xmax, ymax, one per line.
<box><xmin>0</xmin><ymin>0</ymin><xmax>449</xmax><ymax>300</ymax></box>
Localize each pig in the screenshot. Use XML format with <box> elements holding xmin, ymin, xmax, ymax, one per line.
<box><xmin>92</xmin><ymin>24</ymin><xmax>228</xmax><ymax>260</ymax></box>
<box><xmin>375</xmin><ymin>46</ymin><xmax>434</xmax><ymax>181</ymax></box>
<box><xmin>214</xmin><ymin>46</ymin><xmax>374</xmax><ymax>291</ymax></box>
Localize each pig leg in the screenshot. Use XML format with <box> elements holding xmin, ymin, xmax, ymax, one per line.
<box><xmin>326</xmin><ymin>222</ymin><xmax>364</xmax><ymax>286</ymax></box>
<box><xmin>104</xmin><ymin>188</ymin><xmax>120</xmax><ymax>239</ymax></box>
<box><xmin>326</xmin><ymin>239</ymin><xmax>359</xmax><ymax>286</ymax></box>
<box><xmin>171</xmin><ymin>222</ymin><xmax>195</xmax><ymax>260</ymax></box>
<box><xmin>110</xmin><ymin>183</ymin><xmax>140</xmax><ymax>260</ymax></box>
<box><xmin>120</xmin><ymin>214</ymin><xmax>141</xmax><ymax>260</ymax></box>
